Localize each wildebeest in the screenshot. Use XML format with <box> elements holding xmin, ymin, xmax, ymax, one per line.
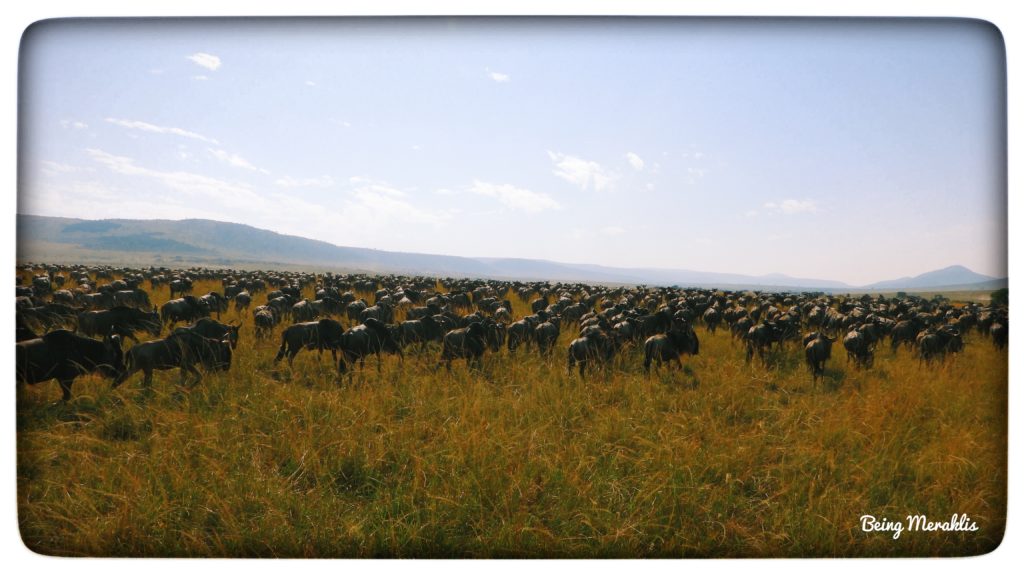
<box><xmin>339</xmin><ymin>318</ymin><xmax>403</xmax><ymax>373</ymax></box>
<box><xmin>397</xmin><ymin>316</ymin><xmax>444</xmax><ymax>349</ymax></box>
<box><xmin>534</xmin><ymin>319</ymin><xmax>561</xmax><ymax>356</ymax></box>
<box><xmin>804</xmin><ymin>332</ymin><xmax>835</xmax><ymax>383</ymax></box>
<box><xmin>197</xmin><ymin>292</ymin><xmax>228</xmax><ymax>319</ymax></box>
<box><xmin>174</xmin><ymin>318</ymin><xmax>241</xmax><ymax>350</ymax></box>
<box><xmin>234</xmin><ymin>290</ymin><xmax>252</xmax><ymax>313</ymax></box>
<box><xmin>439</xmin><ymin>322</ymin><xmax>487</xmax><ymax>372</ymax></box>
<box><xmin>843</xmin><ymin>329</ymin><xmax>874</xmax><ymax>368</ymax></box>
<box><xmin>567</xmin><ymin>330</ymin><xmax>616</xmax><ymax>377</ymax></box>
<box><xmin>702</xmin><ymin>307</ymin><xmax>721</xmax><ymax>334</ymax></box>
<box><xmin>161</xmin><ymin>296</ymin><xmax>209</xmax><ymax>327</ymax></box>
<box><xmin>17</xmin><ymin>329</ymin><xmax>124</xmax><ymax>401</ymax></box>
<box><xmin>917</xmin><ymin>326</ymin><xmax>963</xmax><ymax>363</ymax></box>
<box><xmin>643</xmin><ymin>325</ymin><xmax>700</xmax><ymax>373</ymax></box>
<box><xmin>889</xmin><ymin>319</ymin><xmax>922</xmax><ymax>351</ymax></box>
<box><xmin>168</xmin><ymin>277</ymin><xmax>193</xmax><ymax>299</ymax></box>
<box><xmin>507</xmin><ymin>318</ymin><xmax>536</xmax><ymax>353</ymax></box>
<box><xmin>990</xmin><ymin>322</ymin><xmax>1007</xmax><ymax>350</ymax></box>
<box><xmin>274</xmin><ymin>319</ymin><xmax>347</xmax><ymax>366</ymax></box>
<box><xmin>744</xmin><ymin>322</ymin><xmax>780</xmax><ymax>363</ymax></box>
<box><xmin>78</xmin><ymin>306</ymin><xmax>161</xmax><ymax>342</ymax></box>
<box><xmin>112</xmin><ymin>329</ymin><xmax>232</xmax><ymax>389</ymax></box>
<box><xmin>253</xmin><ymin>306</ymin><xmax>280</xmax><ymax>339</ymax></box>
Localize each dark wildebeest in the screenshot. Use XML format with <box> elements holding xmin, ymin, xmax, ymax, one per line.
<box><xmin>174</xmin><ymin>318</ymin><xmax>241</xmax><ymax>350</ymax></box>
<box><xmin>843</xmin><ymin>329</ymin><xmax>874</xmax><ymax>368</ymax></box>
<box><xmin>78</xmin><ymin>306</ymin><xmax>161</xmax><ymax>342</ymax></box>
<box><xmin>804</xmin><ymin>332</ymin><xmax>835</xmax><ymax>383</ymax></box>
<box><xmin>507</xmin><ymin>318</ymin><xmax>535</xmax><ymax>353</ymax></box>
<box><xmin>397</xmin><ymin>316</ymin><xmax>445</xmax><ymax>350</ymax></box>
<box><xmin>112</xmin><ymin>288</ymin><xmax>152</xmax><ymax>310</ymax></box>
<box><xmin>567</xmin><ymin>330</ymin><xmax>616</xmax><ymax>377</ymax></box>
<box><xmin>168</xmin><ymin>277</ymin><xmax>193</xmax><ymax>299</ymax></box>
<box><xmin>197</xmin><ymin>292</ymin><xmax>228</xmax><ymax>320</ymax></box>
<box><xmin>439</xmin><ymin>322</ymin><xmax>487</xmax><ymax>372</ymax></box>
<box><xmin>643</xmin><ymin>325</ymin><xmax>700</xmax><ymax>373</ymax></box>
<box><xmin>17</xmin><ymin>329</ymin><xmax>124</xmax><ymax>401</ymax></box>
<box><xmin>346</xmin><ymin>299</ymin><xmax>369</xmax><ymax>324</ymax></box>
<box><xmin>339</xmin><ymin>318</ymin><xmax>403</xmax><ymax>373</ymax></box>
<box><xmin>292</xmin><ymin>299</ymin><xmax>320</xmax><ymax>323</ymax></box>
<box><xmin>889</xmin><ymin>319</ymin><xmax>922</xmax><ymax>351</ymax></box>
<box><xmin>234</xmin><ymin>290</ymin><xmax>252</xmax><ymax>313</ymax></box>
<box><xmin>253</xmin><ymin>306</ymin><xmax>279</xmax><ymax>339</ymax></box>
<box><xmin>534</xmin><ymin>319</ymin><xmax>561</xmax><ymax>356</ymax></box>
<box><xmin>744</xmin><ymin>322</ymin><xmax>780</xmax><ymax>363</ymax></box>
<box><xmin>112</xmin><ymin>329</ymin><xmax>232</xmax><ymax>389</ymax></box>
<box><xmin>702</xmin><ymin>307</ymin><xmax>721</xmax><ymax>334</ymax></box>
<box><xmin>274</xmin><ymin>318</ymin><xmax>347</xmax><ymax>366</ymax></box>
<box><xmin>990</xmin><ymin>322</ymin><xmax>1007</xmax><ymax>350</ymax></box>
<box><xmin>360</xmin><ymin>301</ymin><xmax>394</xmax><ymax>325</ymax></box>
<box><xmin>161</xmin><ymin>296</ymin><xmax>209</xmax><ymax>327</ymax></box>
<box><xmin>917</xmin><ymin>326</ymin><xmax>964</xmax><ymax>363</ymax></box>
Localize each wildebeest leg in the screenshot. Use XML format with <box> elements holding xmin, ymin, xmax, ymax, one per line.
<box><xmin>274</xmin><ymin>339</ymin><xmax>288</xmax><ymax>363</ymax></box>
<box><xmin>58</xmin><ymin>378</ymin><xmax>73</xmax><ymax>402</ymax></box>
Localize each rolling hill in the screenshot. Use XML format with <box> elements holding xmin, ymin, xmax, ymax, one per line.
<box><xmin>15</xmin><ymin>214</ymin><xmax>1006</xmax><ymax>292</ymax></box>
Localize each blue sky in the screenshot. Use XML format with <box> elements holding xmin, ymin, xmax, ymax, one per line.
<box><xmin>18</xmin><ymin>18</ymin><xmax>1007</xmax><ymax>285</ymax></box>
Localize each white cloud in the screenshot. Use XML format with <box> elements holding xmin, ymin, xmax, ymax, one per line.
<box><xmin>764</xmin><ymin>199</ymin><xmax>818</xmax><ymax>214</ymax></box>
<box><xmin>207</xmin><ymin>148</ymin><xmax>270</xmax><ymax>174</ymax></box>
<box><xmin>105</xmin><ymin>118</ymin><xmax>220</xmax><ymax>144</ymax></box>
<box><xmin>305</xmin><ymin>80</ymin><xmax>316</xmax><ymax>87</ymax></box>
<box><xmin>487</xmin><ymin>70</ymin><xmax>511</xmax><ymax>83</ymax></box>
<box><xmin>468</xmin><ymin>180</ymin><xmax>560</xmax><ymax>213</ymax></box>
<box><xmin>547</xmin><ymin>151</ymin><xmax>615</xmax><ymax>192</ymax></box>
<box><xmin>187</xmin><ymin>52</ymin><xmax>221</xmax><ymax>71</ymax></box>
<box><xmin>274</xmin><ymin>175</ymin><xmax>336</xmax><ymax>188</ymax></box>
<box><xmin>626</xmin><ymin>152</ymin><xmax>645</xmax><ymax>171</ymax></box>
<box><xmin>39</xmin><ymin>160</ymin><xmax>86</xmax><ymax>174</ymax></box>
<box><xmin>345</xmin><ymin>179</ymin><xmax>450</xmax><ymax>228</ymax></box>
<box><xmin>60</xmin><ymin>120</ymin><xmax>88</xmax><ymax>130</ymax></box>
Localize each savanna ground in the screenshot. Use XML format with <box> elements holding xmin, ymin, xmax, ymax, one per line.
<box><xmin>16</xmin><ymin>273</ymin><xmax>1007</xmax><ymax>557</ymax></box>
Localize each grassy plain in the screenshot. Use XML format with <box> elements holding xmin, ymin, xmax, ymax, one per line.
<box><xmin>15</xmin><ymin>275</ymin><xmax>1007</xmax><ymax>557</ymax></box>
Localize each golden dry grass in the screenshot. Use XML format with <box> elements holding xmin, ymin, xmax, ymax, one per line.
<box><xmin>16</xmin><ymin>274</ymin><xmax>1007</xmax><ymax>557</ymax></box>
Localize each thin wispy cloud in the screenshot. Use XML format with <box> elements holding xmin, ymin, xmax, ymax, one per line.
<box><xmin>193</xmin><ymin>75</ymin><xmax>209</xmax><ymax>81</ymax></box>
<box><xmin>187</xmin><ymin>52</ymin><xmax>221</xmax><ymax>71</ymax></box>
<box><xmin>105</xmin><ymin>118</ymin><xmax>220</xmax><ymax>145</ymax></box>
<box><xmin>764</xmin><ymin>199</ymin><xmax>818</xmax><ymax>214</ymax></box>
<box><xmin>60</xmin><ymin>120</ymin><xmax>88</xmax><ymax>130</ymax></box>
<box><xmin>468</xmin><ymin>180</ymin><xmax>560</xmax><ymax>213</ymax></box>
<box><xmin>626</xmin><ymin>152</ymin><xmax>645</xmax><ymax>171</ymax></box>
<box><xmin>486</xmin><ymin>68</ymin><xmax>510</xmax><ymax>83</ymax></box>
<box><xmin>305</xmin><ymin>80</ymin><xmax>317</xmax><ymax>87</ymax></box>
<box><xmin>548</xmin><ymin>151</ymin><xmax>615</xmax><ymax>192</ymax></box>
<box><xmin>274</xmin><ymin>175</ymin><xmax>336</xmax><ymax>188</ymax></box>
<box><xmin>207</xmin><ymin>148</ymin><xmax>270</xmax><ymax>174</ymax></box>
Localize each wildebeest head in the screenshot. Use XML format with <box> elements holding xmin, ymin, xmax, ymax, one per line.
<box><xmin>100</xmin><ymin>332</ymin><xmax>126</xmax><ymax>379</ymax></box>
<box><xmin>364</xmin><ymin>317</ymin><xmax>403</xmax><ymax>357</ymax></box>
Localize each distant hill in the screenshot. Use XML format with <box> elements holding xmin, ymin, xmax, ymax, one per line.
<box><xmin>862</xmin><ymin>265</ymin><xmax>1003</xmax><ymax>291</ymax></box>
<box><xmin>15</xmin><ymin>214</ymin><xmax>1006</xmax><ymax>291</ymax></box>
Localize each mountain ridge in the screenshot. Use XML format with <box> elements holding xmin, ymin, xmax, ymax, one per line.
<box><xmin>16</xmin><ymin>214</ymin><xmax>1005</xmax><ymax>292</ymax></box>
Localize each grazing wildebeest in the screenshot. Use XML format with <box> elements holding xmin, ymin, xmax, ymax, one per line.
<box><xmin>174</xmin><ymin>318</ymin><xmax>241</xmax><ymax>349</ymax></box>
<box><xmin>161</xmin><ymin>296</ymin><xmax>209</xmax><ymax>327</ymax></box>
<box><xmin>917</xmin><ymin>326</ymin><xmax>963</xmax><ymax>363</ymax></box>
<box><xmin>253</xmin><ymin>306</ymin><xmax>279</xmax><ymax>339</ymax></box>
<box><xmin>198</xmin><ymin>292</ymin><xmax>228</xmax><ymax>319</ymax></box>
<box><xmin>360</xmin><ymin>301</ymin><xmax>394</xmax><ymax>325</ymax></box>
<box><xmin>507</xmin><ymin>318</ymin><xmax>534</xmax><ymax>353</ymax></box>
<box><xmin>643</xmin><ymin>325</ymin><xmax>700</xmax><ymax>373</ymax></box>
<box><xmin>567</xmin><ymin>330</ymin><xmax>616</xmax><ymax>377</ymax></box>
<box><xmin>112</xmin><ymin>329</ymin><xmax>232</xmax><ymax>389</ymax></box>
<box><xmin>346</xmin><ymin>299</ymin><xmax>369</xmax><ymax>324</ymax></box>
<box><xmin>274</xmin><ymin>318</ymin><xmax>347</xmax><ymax>366</ymax></box>
<box><xmin>78</xmin><ymin>306</ymin><xmax>161</xmax><ymax>342</ymax></box>
<box><xmin>17</xmin><ymin>329</ymin><xmax>124</xmax><ymax>401</ymax></box>
<box><xmin>439</xmin><ymin>322</ymin><xmax>487</xmax><ymax>372</ymax></box>
<box><xmin>843</xmin><ymin>329</ymin><xmax>873</xmax><ymax>368</ymax></box>
<box><xmin>234</xmin><ymin>290</ymin><xmax>252</xmax><ymax>313</ymax></box>
<box><xmin>292</xmin><ymin>299</ymin><xmax>320</xmax><ymax>322</ymax></box>
<box><xmin>112</xmin><ymin>288</ymin><xmax>152</xmax><ymax>310</ymax></box>
<box><xmin>339</xmin><ymin>318</ymin><xmax>404</xmax><ymax>373</ymax></box>
<box><xmin>990</xmin><ymin>322</ymin><xmax>1007</xmax><ymax>350</ymax></box>
<box><xmin>534</xmin><ymin>319</ymin><xmax>561</xmax><ymax>355</ymax></box>
<box><xmin>744</xmin><ymin>322</ymin><xmax>780</xmax><ymax>363</ymax></box>
<box><xmin>169</xmin><ymin>277</ymin><xmax>193</xmax><ymax>299</ymax></box>
<box><xmin>702</xmin><ymin>307</ymin><xmax>721</xmax><ymax>334</ymax></box>
<box><xmin>398</xmin><ymin>316</ymin><xmax>445</xmax><ymax>349</ymax></box>
<box><xmin>804</xmin><ymin>332</ymin><xmax>835</xmax><ymax>383</ymax></box>
<box><xmin>889</xmin><ymin>319</ymin><xmax>922</xmax><ymax>351</ymax></box>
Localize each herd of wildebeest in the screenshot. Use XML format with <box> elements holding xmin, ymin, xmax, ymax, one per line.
<box><xmin>15</xmin><ymin>263</ymin><xmax>1009</xmax><ymax>402</ymax></box>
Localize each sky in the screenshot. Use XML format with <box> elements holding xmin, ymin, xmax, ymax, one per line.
<box><xmin>17</xmin><ymin>17</ymin><xmax>1008</xmax><ymax>286</ymax></box>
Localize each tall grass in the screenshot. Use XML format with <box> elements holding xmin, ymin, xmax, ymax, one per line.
<box><xmin>16</xmin><ymin>276</ymin><xmax>1006</xmax><ymax>557</ymax></box>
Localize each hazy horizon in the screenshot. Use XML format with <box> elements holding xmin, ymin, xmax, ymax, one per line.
<box><xmin>18</xmin><ymin>18</ymin><xmax>1008</xmax><ymax>285</ymax></box>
